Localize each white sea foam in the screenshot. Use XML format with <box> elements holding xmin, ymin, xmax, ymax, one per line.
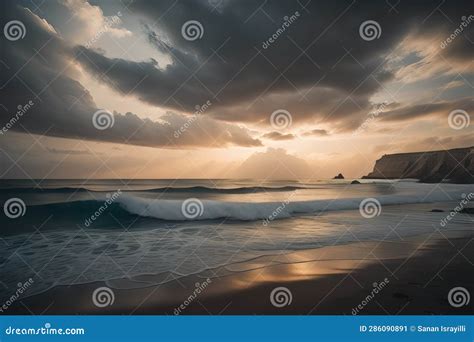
<box><xmin>117</xmin><ymin>184</ymin><xmax>472</xmax><ymax>221</ymax></box>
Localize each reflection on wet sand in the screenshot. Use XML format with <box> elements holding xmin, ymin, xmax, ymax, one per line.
<box><xmin>8</xmin><ymin>230</ymin><xmax>473</xmax><ymax>315</ymax></box>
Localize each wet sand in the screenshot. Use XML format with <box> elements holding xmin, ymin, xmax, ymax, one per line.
<box><xmin>7</xmin><ymin>230</ymin><xmax>474</xmax><ymax>315</ymax></box>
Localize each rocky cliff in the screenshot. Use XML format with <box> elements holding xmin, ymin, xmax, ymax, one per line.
<box><xmin>363</xmin><ymin>147</ymin><xmax>474</xmax><ymax>183</ymax></box>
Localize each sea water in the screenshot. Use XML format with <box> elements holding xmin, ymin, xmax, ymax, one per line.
<box><xmin>0</xmin><ymin>179</ymin><xmax>472</xmax><ymax>297</ymax></box>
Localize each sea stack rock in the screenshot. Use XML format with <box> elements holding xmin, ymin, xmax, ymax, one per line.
<box><xmin>333</xmin><ymin>173</ymin><xmax>344</xmax><ymax>179</ymax></box>
<box><xmin>351</xmin><ymin>180</ymin><xmax>361</xmax><ymax>184</ymax></box>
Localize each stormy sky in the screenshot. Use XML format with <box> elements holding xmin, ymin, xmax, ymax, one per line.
<box><xmin>0</xmin><ymin>0</ymin><xmax>472</xmax><ymax>179</ymax></box>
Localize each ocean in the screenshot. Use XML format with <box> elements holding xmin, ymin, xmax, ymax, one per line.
<box><xmin>1</xmin><ymin>179</ymin><xmax>472</xmax><ymax>298</ymax></box>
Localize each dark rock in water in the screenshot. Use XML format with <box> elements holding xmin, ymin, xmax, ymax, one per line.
<box><xmin>351</xmin><ymin>180</ymin><xmax>361</xmax><ymax>184</ymax></box>
<box><xmin>363</xmin><ymin>146</ymin><xmax>474</xmax><ymax>183</ymax></box>
<box><xmin>459</xmin><ymin>207</ymin><xmax>474</xmax><ymax>214</ymax></box>
<box><xmin>430</xmin><ymin>209</ymin><xmax>444</xmax><ymax>212</ymax></box>
<box><xmin>333</xmin><ymin>173</ymin><xmax>344</xmax><ymax>179</ymax></box>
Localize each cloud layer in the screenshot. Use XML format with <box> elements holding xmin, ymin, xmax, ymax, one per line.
<box><xmin>74</xmin><ymin>0</ymin><xmax>472</xmax><ymax>130</ymax></box>
<box><xmin>1</xmin><ymin>0</ymin><xmax>472</xmax><ymax>152</ymax></box>
<box><xmin>0</xmin><ymin>5</ymin><xmax>260</xmax><ymax>148</ymax></box>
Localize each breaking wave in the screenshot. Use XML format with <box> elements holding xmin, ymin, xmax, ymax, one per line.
<box><xmin>116</xmin><ymin>189</ymin><xmax>468</xmax><ymax>221</ymax></box>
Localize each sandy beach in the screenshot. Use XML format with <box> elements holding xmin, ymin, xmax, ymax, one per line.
<box><xmin>8</xmin><ymin>230</ymin><xmax>473</xmax><ymax>315</ymax></box>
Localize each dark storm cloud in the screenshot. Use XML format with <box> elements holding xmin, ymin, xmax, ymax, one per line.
<box><xmin>74</xmin><ymin>0</ymin><xmax>472</xmax><ymax>128</ymax></box>
<box><xmin>380</xmin><ymin>98</ymin><xmax>474</xmax><ymax>122</ymax></box>
<box><xmin>302</xmin><ymin>129</ymin><xmax>329</xmax><ymax>137</ymax></box>
<box><xmin>439</xmin><ymin>17</ymin><xmax>474</xmax><ymax>62</ymax></box>
<box><xmin>46</xmin><ymin>147</ymin><xmax>93</xmax><ymax>155</ymax></box>
<box><xmin>0</xmin><ymin>5</ymin><xmax>261</xmax><ymax>148</ymax></box>
<box><xmin>2</xmin><ymin>0</ymin><xmax>473</xmax><ymax>149</ymax></box>
<box><xmin>261</xmin><ymin>131</ymin><xmax>295</xmax><ymax>141</ymax></box>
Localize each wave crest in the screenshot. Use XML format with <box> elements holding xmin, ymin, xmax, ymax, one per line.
<box><xmin>117</xmin><ymin>189</ymin><xmax>468</xmax><ymax>221</ymax></box>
